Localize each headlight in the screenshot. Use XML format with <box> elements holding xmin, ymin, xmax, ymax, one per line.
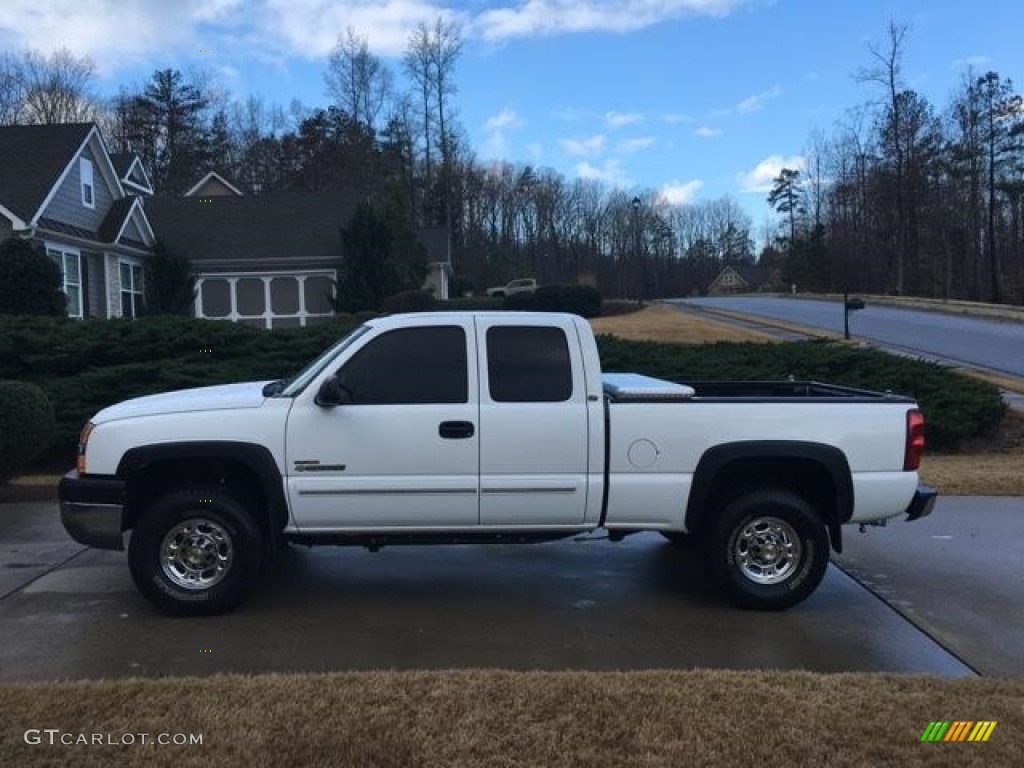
<box><xmin>76</xmin><ymin>422</ymin><xmax>95</xmax><ymax>475</ymax></box>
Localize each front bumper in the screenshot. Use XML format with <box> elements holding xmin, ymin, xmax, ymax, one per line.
<box><xmin>904</xmin><ymin>484</ymin><xmax>938</xmax><ymax>522</ymax></box>
<box><xmin>58</xmin><ymin>471</ymin><xmax>126</xmax><ymax>550</ymax></box>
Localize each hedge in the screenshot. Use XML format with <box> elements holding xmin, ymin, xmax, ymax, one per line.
<box><xmin>0</xmin><ymin>380</ymin><xmax>55</xmax><ymax>483</ymax></box>
<box><xmin>0</xmin><ymin>316</ymin><xmax>1004</xmax><ymax>453</ymax></box>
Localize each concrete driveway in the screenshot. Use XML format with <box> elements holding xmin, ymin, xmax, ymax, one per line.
<box><xmin>0</xmin><ymin>499</ymin><xmax>990</xmax><ymax>682</ymax></box>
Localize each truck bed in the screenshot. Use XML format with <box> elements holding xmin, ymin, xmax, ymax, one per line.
<box><xmin>602</xmin><ymin>374</ymin><xmax>912</xmax><ymax>403</ymax></box>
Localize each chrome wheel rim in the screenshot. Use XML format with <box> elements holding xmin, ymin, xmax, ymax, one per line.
<box><xmin>733</xmin><ymin>516</ymin><xmax>802</xmax><ymax>585</ymax></box>
<box><xmin>160</xmin><ymin>518</ymin><xmax>234</xmax><ymax>590</ymax></box>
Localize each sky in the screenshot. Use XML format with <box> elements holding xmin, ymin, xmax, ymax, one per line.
<box><xmin>2</xmin><ymin>0</ymin><xmax>1022</xmax><ymax>228</ymax></box>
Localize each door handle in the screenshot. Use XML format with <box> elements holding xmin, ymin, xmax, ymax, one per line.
<box><xmin>439</xmin><ymin>421</ymin><xmax>475</xmax><ymax>439</ymax></box>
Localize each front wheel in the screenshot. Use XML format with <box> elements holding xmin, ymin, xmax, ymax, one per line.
<box><xmin>706</xmin><ymin>489</ymin><xmax>829</xmax><ymax>611</ymax></box>
<box><xmin>128</xmin><ymin>486</ymin><xmax>263</xmax><ymax>616</ymax></box>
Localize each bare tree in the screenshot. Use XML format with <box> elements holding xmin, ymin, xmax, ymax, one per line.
<box><xmin>856</xmin><ymin>21</ymin><xmax>910</xmax><ymax>294</ymax></box>
<box><xmin>18</xmin><ymin>48</ymin><xmax>99</xmax><ymax>124</ymax></box>
<box><xmin>0</xmin><ymin>52</ymin><xmax>24</xmax><ymax>124</ymax></box>
<box><xmin>325</xmin><ymin>27</ymin><xmax>393</xmax><ymax>131</ymax></box>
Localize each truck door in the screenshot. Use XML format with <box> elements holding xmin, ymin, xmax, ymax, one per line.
<box><xmin>285</xmin><ymin>321</ymin><xmax>480</xmax><ymax>529</ymax></box>
<box><xmin>475</xmin><ymin>318</ymin><xmax>589</xmax><ymax>526</ymax></box>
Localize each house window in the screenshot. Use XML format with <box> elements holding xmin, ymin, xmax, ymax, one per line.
<box><xmin>120</xmin><ymin>262</ymin><xmax>143</xmax><ymax>318</ymax></box>
<box><xmin>81</xmin><ymin>158</ymin><xmax>94</xmax><ymax>208</ymax></box>
<box><xmin>47</xmin><ymin>247</ymin><xmax>83</xmax><ymax>318</ymax></box>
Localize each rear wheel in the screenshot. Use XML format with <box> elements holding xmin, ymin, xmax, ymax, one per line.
<box><xmin>128</xmin><ymin>485</ymin><xmax>263</xmax><ymax>616</ymax></box>
<box><xmin>706</xmin><ymin>489</ymin><xmax>829</xmax><ymax>611</ymax></box>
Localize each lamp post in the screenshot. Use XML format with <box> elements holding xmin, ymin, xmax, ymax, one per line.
<box><xmin>632</xmin><ymin>196</ymin><xmax>641</xmax><ymax>300</ymax></box>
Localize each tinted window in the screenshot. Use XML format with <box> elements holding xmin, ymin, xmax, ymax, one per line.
<box><xmin>337</xmin><ymin>326</ymin><xmax>467</xmax><ymax>404</ymax></box>
<box><xmin>487</xmin><ymin>326</ymin><xmax>572</xmax><ymax>402</ymax></box>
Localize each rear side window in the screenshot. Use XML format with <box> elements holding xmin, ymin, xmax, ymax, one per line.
<box><xmin>337</xmin><ymin>326</ymin><xmax>467</xmax><ymax>404</ymax></box>
<box><xmin>487</xmin><ymin>326</ymin><xmax>572</xmax><ymax>402</ymax></box>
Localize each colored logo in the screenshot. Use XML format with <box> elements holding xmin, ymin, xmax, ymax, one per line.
<box><xmin>921</xmin><ymin>721</ymin><xmax>997</xmax><ymax>742</ymax></box>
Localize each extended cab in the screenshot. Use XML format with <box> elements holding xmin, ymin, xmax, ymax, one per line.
<box><xmin>59</xmin><ymin>312</ymin><xmax>936</xmax><ymax>616</ymax></box>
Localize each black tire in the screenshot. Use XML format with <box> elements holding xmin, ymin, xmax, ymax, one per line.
<box><xmin>128</xmin><ymin>485</ymin><xmax>263</xmax><ymax>616</ymax></box>
<box><xmin>706</xmin><ymin>489</ymin><xmax>829</xmax><ymax>611</ymax></box>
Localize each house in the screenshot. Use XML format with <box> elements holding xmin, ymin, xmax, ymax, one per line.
<box><xmin>147</xmin><ymin>187</ymin><xmax>452</xmax><ymax>329</ymax></box>
<box><xmin>184</xmin><ymin>171</ymin><xmax>245</xmax><ymax>198</ymax></box>
<box><xmin>707</xmin><ymin>265</ymin><xmax>752</xmax><ymax>295</ymax></box>
<box><xmin>0</xmin><ymin>123</ymin><xmax>156</xmax><ymax>318</ymax></box>
<box><xmin>147</xmin><ymin>192</ymin><xmax>357</xmax><ymax>328</ymax></box>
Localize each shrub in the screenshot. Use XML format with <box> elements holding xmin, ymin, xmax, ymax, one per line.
<box><xmin>510</xmin><ymin>284</ymin><xmax>603</xmax><ymax>317</ymax></box>
<box><xmin>435</xmin><ymin>297</ymin><xmax>504</xmax><ymax>311</ymax></box>
<box><xmin>0</xmin><ymin>239</ymin><xmax>66</xmax><ymax>316</ymax></box>
<box><xmin>382</xmin><ymin>289</ymin><xmax>435</xmax><ymax>314</ymax></box>
<box><xmin>503</xmin><ymin>292</ymin><xmax>536</xmax><ymax>311</ymax></box>
<box><xmin>144</xmin><ymin>239</ymin><xmax>196</xmax><ymax>316</ymax></box>
<box><xmin>0</xmin><ymin>381</ymin><xmax>55</xmax><ymax>483</ymax></box>
<box><xmin>353</xmin><ymin>310</ymin><xmax>379</xmax><ymax>323</ymax></box>
<box><xmin>558</xmin><ymin>284</ymin><xmax>603</xmax><ymax>318</ymax></box>
<box><xmin>0</xmin><ymin>315</ymin><xmax>1004</xmax><ymax>454</ymax></box>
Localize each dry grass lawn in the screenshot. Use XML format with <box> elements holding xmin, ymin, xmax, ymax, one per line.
<box><xmin>1</xmin><ymin>670</ymin><xmax>1022</xmax><ymax>768</ymax></box>
<box><xmin>590</xmin><ymin>303</ymin><xmax>777</xmax><ymax>343</ymax></box>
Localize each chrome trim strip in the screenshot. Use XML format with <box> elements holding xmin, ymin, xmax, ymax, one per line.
<box><xmin>297</xmin><ymin>488</ymin><xmax>478</xmax><ymax>496</ymax></box>
<box><xmin>294</xmin><ymin>464</ymin><xmax>347</xmax><ymax>472</ymax></box>
<box><xmin>481</xmin><ymin>487</ymin><xmax>577</xmax><ymax>495</ymax></box>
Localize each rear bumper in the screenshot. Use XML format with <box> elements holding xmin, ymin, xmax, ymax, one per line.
<box><xmin>904</xmin><ymin>484</ymin><xmax>938</xmax><ymax>522</ymax></box>
<box><xmin>58</xmin><ymin>471</ymin><xmax>126</xmax><ymax>550</ymax></box>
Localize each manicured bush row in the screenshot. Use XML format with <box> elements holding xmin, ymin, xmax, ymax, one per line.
<box><xmin>0</xmin><ymin>317</ymin><xmax>1003</xmax><ymax>452</ymax></box>
<box><xmin>502</xmin><ymin>284</ymin><xmax>603</xmax><ymax>318</ymax></box>
<box><xmin>0</xmin><ymin>380</ymin><xmax>55</xmax><ymax>483</ymax></box>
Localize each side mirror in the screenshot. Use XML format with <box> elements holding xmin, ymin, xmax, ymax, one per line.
<box><xmin>315</xmin><ymin>376</ymin><xmax>352</xmax><ymax>407</ymax></box>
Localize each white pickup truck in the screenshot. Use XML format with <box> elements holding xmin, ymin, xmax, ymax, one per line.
<box><xmin>59</xmin><ymin>312</ymin><xmax>935</xmax><ymax>616</ymax></box>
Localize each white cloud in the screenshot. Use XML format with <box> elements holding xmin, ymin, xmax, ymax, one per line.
<box><xmin>694</xmin><ymin>126</ymin><xmax>721</xmax><ymax>138</ymax></box>
<box><xmin>0</xmin><ymin>0</ymin><xmax>203</xmax><ymax>72</ymax></box>
<box><xmin>575</xmin><ymin>159</ymin><xmax>631</xmax><ymax>187</ymax></box>
<box><xmin>560</xmin><ymin>133</ymin><xmax>606</xmax><ymax>155</ymax></box>
<box><xmin>485</xmin><ymin>108</ymin><xmax>523</xmax><ymax>131</ymax></box>
<box><xmin>738</xmin><ymin>154</ymin><xmax>806</xmax><ymax>193</ymax></box>
<box><xmin>660</xmin><ymin>179</ymin><xmax>704</xmax><ymax>206</ymax></box>
<box><xmin>260</xmin><ymin>0</ymin><xmax>461</xmax><ymax>58</ymax></box>
<box><xmin>619</xmin><ymin>136</ymin><xmax>655</xmax><ymax>153</ymax></box>
<box><xmin>664</xmin><ymin>113</ymin><xmax>695</xmax><ymax>124</ymax></box>
<box><xmin>736</xmin><ymin>84</ymin><xmax>781</xmax><ymax>114</ymax></box>
<box><xmin>475</xmin><ymin>0</ymin><xmax>747</xmax><ymax>42</ymax></box>
<box><xmin>606</xmin><ymin>110</ymin><xmax>644</xmax><ymax>128</ymax></box>
<box><xmin>952</xmin><ymin>54</ymin><xmax>993</xmax><ymax>71</ymax></box>
<box><xmin>482</xmin><ymin>108</ymin><xmax>524</xmax><ymax>158</ymax></box>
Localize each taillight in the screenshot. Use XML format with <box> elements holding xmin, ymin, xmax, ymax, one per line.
<box><xmin>904</xmin><ymin>409</ymin><xmax>925</xmax><ymax>471</ymax></box>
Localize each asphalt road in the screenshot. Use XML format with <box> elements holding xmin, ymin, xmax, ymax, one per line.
<box><xmin>0</xmin><ymin>501</ymin><xmax>983</xmax><ymax>682</ymax></box>
<box><xmin>676</xmin><ymin>297</ymin><xmax>1024</xmax><ymax>378</ymax></box>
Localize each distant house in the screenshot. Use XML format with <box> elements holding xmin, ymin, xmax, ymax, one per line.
<box><xmin>0</xmin><ymin>123</ymin><xmax>156</xmax><ymax>318</ymax></box>
<box><xmin>147</xmin><ymin>185</ymin><xmax>451</xmax><ymax>328</ymax></box>
<box><xmin>707</xmin><ymin>265</ymin><xmax>753</xmax><ymax>295</ymax></box>
<box><xmin>184</xmin><ymin>171</ymin><xmax>245</xmax><ymax>198</ymax></box>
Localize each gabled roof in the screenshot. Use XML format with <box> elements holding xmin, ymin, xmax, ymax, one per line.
<box><xmin>146</xmin><ymin>192</ymin><xmax>361</xmax><ymax>267</ymax></box>
<box><xmin>109</xmin><ymin>152</ymin><xmax>153</xmax><ymax>195</ymax></box>
<box><xmin>98</xmin><ymin>196</ymin><xmax>155</xmax><ymax>247</ymax></box>
<box><xmin>184</xmin><ymin>171</ymin><xmax>244</xmax><ymax>197</ymax></box>
<box><xmin>0</xmin><ymin>123</ymin><xmax>94</xmax><ymax>225</ymax></box>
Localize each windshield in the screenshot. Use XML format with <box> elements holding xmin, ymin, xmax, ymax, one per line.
<box><xmin>279</xmin><ymin>324</ymin><xmax>371</xmax><ymax>397</ymax></box>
